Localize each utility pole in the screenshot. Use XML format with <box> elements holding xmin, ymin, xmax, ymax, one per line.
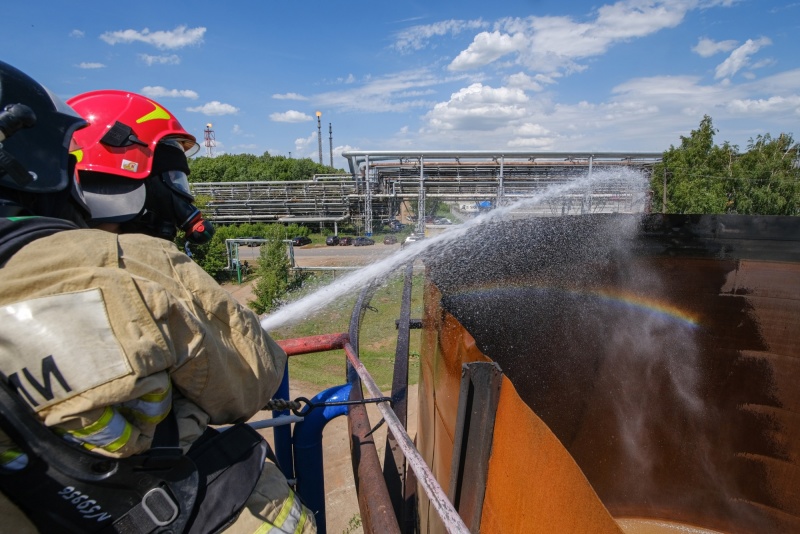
<box><xmin>329</xmin><ymin>123</ymin><xmax>333</xmax><ymax>168</ymax></box>
<box><xmin>316</xmin><ymin>111</ymin><xmax>323</xmax><ymax>165</ymax></box>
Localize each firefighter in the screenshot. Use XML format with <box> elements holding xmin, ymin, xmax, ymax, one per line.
<box><xmin>66</xmin><ymin>89</ymin><xmax>214</xmax><ymax>245</ymax></box>
<box><xmin>0</xmin><ymin>63</ymin><xmax>315</xmax><ymax>533</ymax></box>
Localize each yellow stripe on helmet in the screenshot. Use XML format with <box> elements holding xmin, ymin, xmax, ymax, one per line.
<box><xmin>136</xmin><ymin>102</ymin><xmax>172</xmax><ymax>123</ymax></box>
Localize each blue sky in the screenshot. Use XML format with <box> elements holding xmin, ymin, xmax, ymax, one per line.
<box><xmin>4</xmin><ymin>0</ymin><xmax>799</xmax><ymax>169</ymax></box>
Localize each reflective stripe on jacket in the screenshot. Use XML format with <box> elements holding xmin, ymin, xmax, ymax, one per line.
<box><xmin>255</xmin><ymin>488</ymin><xmax>309</xmax><ymax>534</ymax></box>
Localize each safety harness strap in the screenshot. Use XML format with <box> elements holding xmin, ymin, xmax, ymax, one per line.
<box><xmin>109</xmin><ymin>487</ymin><xmax>181</xmax><ymax>534</ymax></box>
<box><xmin>0</xmin><ymin>373</ymin><xmax>199</xmax><ymax>533</ymax></box>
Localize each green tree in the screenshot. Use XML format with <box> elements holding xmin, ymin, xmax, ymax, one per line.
<box><xmin>651</xmin><ymin>115</ymin><xmax>736</xmax><ymax>214</ymax></box>
<box><xmin>189</xmin><ymin>152</ymin><xmax>345</xmax><ymax>183</ymax></box>
<box><xmin>249</xmin><ymin>230</ymin><xmax>291</xmax><ymax>314</ymax></box>
<box><xmin>730</xmin><ymin>133</ymin><xmax>800</xmax><ymax>215</ymax></box>
<box><xmin>651</xmin><ymin>116</ymin><xmax>799</xmax><ymax>215</ymax></box>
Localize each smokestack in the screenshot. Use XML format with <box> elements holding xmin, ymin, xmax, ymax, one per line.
<box><xmin>316</xmin><ymin>111</ymin><xmax>322</xmax><ymax>165</ymax></box>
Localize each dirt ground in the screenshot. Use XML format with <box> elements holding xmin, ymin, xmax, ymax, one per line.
<box><xmin>224</xmin><ymin>277</ymin><xmax>418</xmax><ymax>534</ymax></box>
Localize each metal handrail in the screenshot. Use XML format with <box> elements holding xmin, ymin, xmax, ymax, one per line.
<box><xmin>344</xmin><ymin>341</ymin><xmax>469</xmax><ymax>533</ymax></box>
<box><xmin>345</xmin><ymin>268</ymin><xmax>469</xmax><ymax>534</ymax></box>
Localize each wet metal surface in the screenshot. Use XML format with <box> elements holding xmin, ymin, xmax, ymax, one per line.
<box><xmin>423</xmin><ymin>214</ymin><xmax>800</xmax><ymax>533</ymax></box>
<box><xmin>447</xmin><ymin>362</ymin><xmax>502</xmax><ymax>530</ymax></box>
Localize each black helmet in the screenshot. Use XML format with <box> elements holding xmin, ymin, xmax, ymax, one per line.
<box><xmin>0</xmin><ymin>61</ymin><xmax>88</xmax><ymax>220</ymax></box>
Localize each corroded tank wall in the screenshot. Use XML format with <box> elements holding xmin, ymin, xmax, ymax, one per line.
<box><xmin>417</xmin><ymin>214</ymin><xmax>800</xmax><ymax>534</ymax></box>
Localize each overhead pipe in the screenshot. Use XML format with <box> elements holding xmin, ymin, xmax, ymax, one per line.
<box><xmin>342</xmin><ymin>150</ymin><xmax>663</xmax><ymax>176</ymax></box>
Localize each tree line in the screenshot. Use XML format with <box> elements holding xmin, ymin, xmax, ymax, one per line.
<box><xmin>650</xmin><ymin>115</ymin><xmax>799</xmax><ymax>215</ymax></box>
<box><xmin>188</xmin><ymin>152</ymin><xmax>345</xmax><ymax>182</ymax></box>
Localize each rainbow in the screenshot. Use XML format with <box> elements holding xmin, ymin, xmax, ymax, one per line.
<box><xmin>447</xmin><ymin>282</ymin><xmax>701</xmax><ymax>329</ymax></box>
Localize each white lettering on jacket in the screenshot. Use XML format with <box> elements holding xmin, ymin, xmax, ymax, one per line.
<box><xmin>0</xmin><ymin>289</ymin><xmax>131</xmax><ymax>410</ymax></box>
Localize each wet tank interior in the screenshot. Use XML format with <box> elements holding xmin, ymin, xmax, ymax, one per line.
<box><xmin>417</xmin><ymin>213</ymin><xmax>800</xmax><ymax>534</ymax></box>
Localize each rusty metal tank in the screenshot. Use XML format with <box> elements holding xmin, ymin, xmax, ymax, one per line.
<box><xmin>417</xmin><ymin>214</ymin><xmax>800</xmax><ymax>534</ymax></box>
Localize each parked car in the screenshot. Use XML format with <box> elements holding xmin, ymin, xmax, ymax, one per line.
<box><xmin>338</xmin><ymin>236</ymin><xmax>353</xmax><ymax>246</ymax></box>
<box><xmin>243</xmin><ymin>236</ymin><xmax>261</xmax><ymax>247</ymax></box>
<box><xmin>387</xmin><ymin>220</ymin><xmax>405</xmax><ymax>232</ymax></box>
<box><xmin>291</xmin><ymin>236</ymin><xmax>312</xmax><ymax>246</ymax></box>
<box><xmin>401</xmin><ymin>233</ymin><xmax>425</xmax><ymax>248</ymax></box>
<box><xmin>353</xmin><ymin>237</ymin><xmax>375</xmax><ymax>247</ymax></box>
<box><xmin>383</xmin><ymin>235</ymin><xmax>398</xmax><ymax>245</ymax></box>
<box><xmin>325</xmin><ymin>235</ymin><xmax>340</xmax><ymax>246</ymax></box>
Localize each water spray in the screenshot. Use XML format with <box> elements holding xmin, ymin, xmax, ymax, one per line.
<box><xmin>260</xmin><ymin>168</ymin><xmax>649</xmax><ymax>332</ymax></box>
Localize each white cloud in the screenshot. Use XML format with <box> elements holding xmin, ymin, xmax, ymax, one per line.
<box><xmin>515</xmin><ymin>123</ymin><xmax>551</xmax><ymax>136</ymax></box>
<box><xmin>314</xmin><ymin>69</ymin><xmax>458</xmax><ymax>113</ymax></box>
<box><xmin>70</xmin><ymin>30</ymin><xmax>84</xmax><ymax>38</ymax></box>
<box><xmin>726</xmin><ymin>95</ymin><xmax>800</xmax><ymax>115</ymax></box>
<box><xmin>449</xmin><ymin>1</ymin><xmax>734</xmax><ymax>75</ymax></box>
<box><xmin>100</xmin><ymin>25</ymin><xmax>206</xmax><ymax>49</ymax></box>
<box><xmin>507</xmin><ymin>136</ymin><xmax>556</xmax><ymax>148</ymax></box>
<box><xmin>413</xmin><ymin>72</ymin><xmax>734</xmax><ymax>151</ymax></box>
<box><xmin>270</xmin><ymin>110</ymin><xmax>313</xmax><ymax>123</ymax></box>
<box><xmin>692</xmin><ymin>37</ymin><xmax>738</xmax><ymax>57</ymax></box>
<box><xmin>714</xmin><ymin>37</ymin><xmax>772</xmax><ymax>80</ymax></box>
<box><xmin>506</xmin><ymin>71</ymin><xmax>553</xmax><ymax>92</ymax></box>
<box><xmin>424</xmin><ymin>83</ymin><xmax>529</xmax><ymax>130</ymax></box>
<box><xmin>141</xmin><ymin>86</ymin><xmax>199</xmax><ymax>99</ymax></box>
<box><xmin>751</xmin><ymin>58</ymin><xmax>777</xmax><ymax>70</ymax></box>
<box><xmin>186</xmin><ymin>101</ymin><xmax>239</xmax><ymax>115</ymax></box>
<box><xmin>273</xmin><ymin>93</ymin><xmax>308</xmax><ymax>101</ymax></box>
<box><xmin>449</xmin><ymin>31</ymin><xmax>527</xmax><ymax>71</ymax></box>
<box><xmin>294</xmin><ymin>132</ymin><xmax>317</xmax><ymax>156</ymax></box>
<box><xmin>139</xmin><ymin>54</ymin><xmax>181</xmax><ymax>66</ymax></box>
<box><xmin>76</xmin><ymin>62</ymin><xmax>105</xmax><ymax>69</ymax></box>
<box><xmin>393</xmin><ymin>19</ymin><xmax>488</xmax><ymax>52</ymax></box>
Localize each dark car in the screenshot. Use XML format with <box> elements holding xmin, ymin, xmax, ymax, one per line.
<box><xmin>383</xmin><ymin>235</ymin><xmax>398</xmax><ymax>245</ymax></box>
<box><xmin>291</xmin><ymin>236</ymin><xmax>312</xmax><ymax>246</ymax></box>
<box><xmin>338</xmin><ymin>236</ymin><xmax>353</xmax><ymax>246</ymax></box>
<box><xmin>387</xmin><ymin>220</ymin><xmax>405</xmax><ymax>232</ymax></box>
<box><xmin>325</xmin><ymin>235</ymin><xmax>340</xmax><ymax>246</ymax></box>
<box><xmin>243</xmin><ymin>236</ymin><xmax>261</xmax><ymax>247</ymax></box>
<box><xmin>353</xmin><ymin>237</ymin><xmax>375</xmax><ymax>247</ymax></box>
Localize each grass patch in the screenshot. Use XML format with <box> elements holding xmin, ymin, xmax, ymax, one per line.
<box><xmin>270</xmin><ymin>270</ymin><xmax>424</xmax><ymax>391</ymax></box>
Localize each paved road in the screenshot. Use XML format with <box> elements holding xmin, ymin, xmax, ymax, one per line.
<box><xmin>239</xmin><ymin>241</ymin><xmax>401</xmax><ymax>267</ymax></box>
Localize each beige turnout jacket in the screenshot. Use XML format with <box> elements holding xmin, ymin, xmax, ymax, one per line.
<box><xmin>0</xmin><ymin>228</ymin><xmax>315</xmax><ymax>533</ymax></box>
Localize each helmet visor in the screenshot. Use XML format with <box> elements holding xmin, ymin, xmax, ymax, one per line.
<box><xmin>162</xmin><ymin>170</ymin><xmax>193</xmax><ymax>200</ymax></box>
<box><xmin>161</xmin><ymin>137</ymin><xmax>200</xmax><ymax>158</ymax></box>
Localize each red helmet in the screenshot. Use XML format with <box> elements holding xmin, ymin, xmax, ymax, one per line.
<box><xmin>66</xmin><ymin>90</ymin><xmax>198</xmax><ymax>180</ymax></box>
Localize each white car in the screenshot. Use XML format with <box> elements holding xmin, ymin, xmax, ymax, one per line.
<box><xmin>402</xmin><ymin>233</ymin><xmax>425</xmax><ymax>248</ymax></box>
